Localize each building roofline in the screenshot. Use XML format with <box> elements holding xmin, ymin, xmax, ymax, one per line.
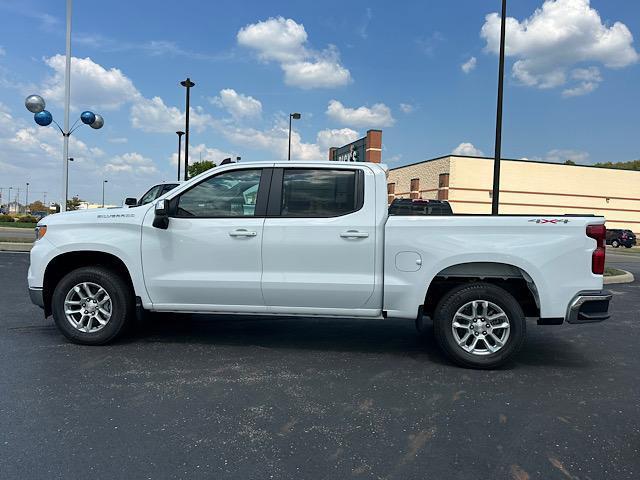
<box><xmin>389</xmin><ymin>154</ymin><xmax>640</xmax><ymax>173</ymax></box>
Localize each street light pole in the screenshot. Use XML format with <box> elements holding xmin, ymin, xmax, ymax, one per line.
<box><xmin>491</xmin><ymin>0</ymin><xmax>507</xmax><ymax>215</ymax></box>
<box><xmin>176</xmin><ymin>131</ymin><xmax>185</xmax><ymax>181</ymax></box>
<box><xmin>8</xmin><ymin>187</ymin><xmax>12</xmax><ymax>213</ymax></box>
<box><xmin>288</xmin><ymin>112</ymin><xmax>301</xmax><ymax>160</ymax></box>
<box><xmin>25</xmin><ymin>182</ymin><xmax>29</xmax><ymax>213</ymax></box>
<box><xmin>180</xmin><ymin>78</ymin><xmax>195</xmax><ymax>181</ymax></box>
<box><xmin>61</xmin><ymin>0</ymin><xmax>73</xmax><ymax>213</ymax></box>
<box><xmin>102</xmin><ymin>180</ymin><xmax>108</xmax><ymax>208</ymax></box>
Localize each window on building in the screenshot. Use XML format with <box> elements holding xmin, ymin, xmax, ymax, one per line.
<box><xmin>387</xmin><ymin>183</ymin><xmax>395</xmax><ymax>194</ymax></box>
<box><xmin>410</xmin><ymin>178</ymin><xmax>420</xmax><ymax>199</ymax></box>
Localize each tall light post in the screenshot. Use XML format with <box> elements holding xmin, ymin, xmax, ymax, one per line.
<box><xmin>180</xmin><ymin>78</ymin><xmax>195</xmax><ymax>180</ymax></box>
<box><xmin>288</xmin><ymin>112</ymin><xmax>301</xmax><ymax>161</ymax></box>
<box><xmin>25</xmin><ymin>96</ymin><xmax>103</xmax><ymax>212</ymax></box>
<box><xmin>491</xmin><ymin>0</ymin><xmax>507</xmax><ymax>215</ymax></box>
<box><xmin>7</xmin><ymin>187</ymin><xmax>12</xmax><ymax>213</ymax></box>
<box><xmin>25</xmin><ymin>182</ymin><xmax>29</xmax><ymax>214</ymax></box>
<box><xmin>176</xmin><ymin>131</ymin><xmax>185</xmax><ymax>181</ymax></box>
<box><xmin>102</xmin><ymin>180</ymin><xmax>108</xmax><ymax>208</ymax></box>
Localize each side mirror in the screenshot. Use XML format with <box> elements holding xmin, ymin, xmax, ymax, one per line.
<box><xmin>124</xmin><ymin>197</ymin><xmax>137</xmax><ymax>207</ymax></box>
<box><xmin>152</xmin><ymin>199</ymin><xmax>170</xmax><ymax>229</ymax></box>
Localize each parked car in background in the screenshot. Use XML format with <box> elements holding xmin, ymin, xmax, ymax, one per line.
<box><xmin>389</xmin><ymin>198</ymin><xmax>453</xmax><ymax>216</ymax></box>
<box><xmin>606</xmin><ymin>228</ymin><xmax>636</xmax><ymax>248</ymax></box>
<box><xmin>125</xmin><ymin>181</ymin><xmax>181</xmax><ymax>207</ymax></box>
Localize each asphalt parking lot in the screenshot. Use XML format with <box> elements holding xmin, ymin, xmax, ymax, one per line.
<box><xmin>0</xmin><ymin>252</ymin><xmax>638</xmax><ymax>480</ymax></box>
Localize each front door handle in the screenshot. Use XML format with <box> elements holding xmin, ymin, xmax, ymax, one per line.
<box><xmin>340</xmin><ymin>230</ymin><xmax>369</xmax><ymax>239</ymax></box>
<box><xmin>229</xmin><ymin>229</ymin><xmax>257</xmax><ymax>237</ymax></box>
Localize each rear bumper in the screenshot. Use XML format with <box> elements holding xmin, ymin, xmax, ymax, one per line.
<box><xmin>566</xmin><ymin>290</ymin><xmax>611</xmax><ymax>324</ymax></box>
<box><xmin>29</xmin><ymin>287</ymin><xmax>44</xmax><ymax>309</ymax></box>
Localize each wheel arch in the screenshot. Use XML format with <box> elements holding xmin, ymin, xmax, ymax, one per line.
<box><xmin>43</xmin><ymin>251</ymin><xmax>135</xmax><ymax>317</ymax></box>
<box><xmin>423</xmin><ymin>261</ymin><xmax>541</xmax><ymax>319</ymax></box>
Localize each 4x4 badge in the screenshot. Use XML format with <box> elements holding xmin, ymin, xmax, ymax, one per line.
<box><xmin>528</xmin><ymin>218</ymin><xmax>570</xmax><ymax>224</ymax></box>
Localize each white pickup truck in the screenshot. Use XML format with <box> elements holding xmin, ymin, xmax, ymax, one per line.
<box><xmin>28</xmin><ymin>161</ymin><xmax>611</xmax><ymax>368</ymax></box>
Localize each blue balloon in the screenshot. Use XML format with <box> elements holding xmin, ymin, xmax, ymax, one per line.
<box><xmin>34</xmin><ymin>110</ymin><xmax>53</xmax><ymax>126</ymax></box>
<box><xmin>80</xmin><ymin>111</ymin><xmax>96</xmax><ymax>125</ymax></box>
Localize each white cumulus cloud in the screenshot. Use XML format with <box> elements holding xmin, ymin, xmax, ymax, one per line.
<box><xmin>452</xmin><ymin>142</ymin><xmax>484</xmax><ymax>157</ymax></box>
<box><xmin>130</xmin><ymin>96</ymin><xmax>213</xmax><ymax>133</ymax></box>
<box><xmin>461</xmin><ymin>56</ymin><xmax>477</xmax><ymax>73</ymax></box>
<box><xmin>316</xmin><ymin>128</ymin><xmax>360</xmax><ymax>151</ymax></box>
<box><xmin>326</xmin><ymin>100</ymin><xmax>394</xmax><ymax>128</ymax></box>
<box><xmin>105</xmin><ymin>152</ymin><xmax>157</xmax><ymax>174</ymax></box>
<box><xmin>211</xmin><ymin>88</ymin><xmax>262</xmax><ymax>119</ymax></box>
<box><xmin>237</xmin><ymin>17</ymin><xmax>352</xmax><ymax>89</ymax></box>
<box><xmin>480</xmin><ymin>0</ymin><xmax>638</xmax><ymax>95</ymax></box>
<box><xmin>42</xmin><ymin>55</ymin><xmax>139</xmax><ymax>110</ymax></box>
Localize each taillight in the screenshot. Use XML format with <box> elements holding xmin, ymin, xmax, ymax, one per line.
<box><xmin>587</xmin><ymin>224</ymin><xmax>606</xmax><ymax>275</ymax></box>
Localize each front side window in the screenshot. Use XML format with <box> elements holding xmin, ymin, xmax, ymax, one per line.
<box><xmin>176</xmin><ymin>169</ymin><xmax>262</xmax><ymax>217</ymax></box>
<box><xmin>281</xmin><ymin>169</ymin><xmax>358</xmax><ymax>217</ymax></box>
<box><xmin>139</xmin><ymin>185</ymin><xmax>162</xmax><ymax>206</ymax></box>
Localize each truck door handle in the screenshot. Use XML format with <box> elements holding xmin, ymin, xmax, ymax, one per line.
<box><xmin>340</xmin><ymin>230</ymin><xmax>369</xmax><ymax>239</ymax></box>
<box><xmin>229</xmin><ymin>229</ymin><xmax>257</xmax><ymax>237</ymax></box>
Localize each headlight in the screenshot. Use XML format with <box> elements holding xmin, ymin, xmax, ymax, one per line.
<box><xmin>35</xmin><ymin>225</ymin><xmax>47</xmax><ymax>241</ymax></box>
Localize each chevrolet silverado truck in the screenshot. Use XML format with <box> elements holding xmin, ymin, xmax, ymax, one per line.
<box><xmin>28</xmin><ymin>161</ymin><xmax>611</xmax><ymax>368</ymax></box>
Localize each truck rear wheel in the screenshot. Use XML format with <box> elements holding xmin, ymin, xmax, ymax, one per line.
<box><xmin>433</xmin><ymin>282</ymin><xmax>526</xmax><ymax>369</ymax></box>
<box><xmin>51</xmin><ymin>266</ymin><xmax>133</xmax><ymax>345</ymax></box>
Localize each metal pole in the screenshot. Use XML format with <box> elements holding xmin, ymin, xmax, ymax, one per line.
<box><xmin>491</xmin><ymin>0</ymin><xmax>507</xmax><ymax>215</ymax></box>
<box><xmin>102</xmin><ymin>180</ymin><xmax>107</xmax><ymax>208</ymax></box>
<box><xmin>288</xmin><ymin>114</ymin><xmax>292</xmax><ymax>161</ymax></box>
<box><xmin>61</xmin><ymin>0</ymin><xmax>73</xmax><ymax>213</ymax></box>
<box><xmin>26</xmin><ymin>183</ymin><xmax>29</xmax><ymax>213</ymax></box>
<box><xmin>180</xmin><ymin>78</ymin><xmax>195</xmax><ymax>181</ymax></box>
<box><xmin>8</xmin><ymin>187</ymin><xmax>12</xmax><ymax>213</ymax></box>
<box><xmin>176</xmin><ymin>131</ymin><xmax>184</xmax><ymax>181</ymax></box>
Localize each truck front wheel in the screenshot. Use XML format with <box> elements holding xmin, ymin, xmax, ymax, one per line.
<box><xmin>51</xmin><ymin>266</ymin><xmax>133</xmax><ymax>345</ymax></box>
<box><xmin>433</xmin><ymin>282</ymin><xmax>526</xmax><ymax>369</ymax></box>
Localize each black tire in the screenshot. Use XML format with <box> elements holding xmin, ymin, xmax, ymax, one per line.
<box><xmin>433</xmin><ymin>282</ymin><xmax>526</xmax><ymax>369</ymax></box>
<box><xmin>52</xmin><ymin>266</ymin><xmax>133</xmax><ymax>345</ymax></box>
<box><xmin>625</xmin><ymin>244</ymin><xmax>632</xmax><ymax>249</ymax></box>
<box><xmin>612</xmin><ymin>240</ymin><xmax>620</xmax><ymax>248</ymax></box>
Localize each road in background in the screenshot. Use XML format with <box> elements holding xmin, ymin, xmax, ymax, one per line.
<box><xmin>0</xmin><ymin>252</ymin><xmax>638</xmax><ymax>479</ymax></box>
<box><xmin>0</xmin><ymin>226</ymin><xmax>35</xmax><ymax>241</ymax></box>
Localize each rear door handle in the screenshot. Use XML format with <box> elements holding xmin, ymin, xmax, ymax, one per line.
<box><xmin>340</xmin><ymin>230</ymin><xmax>369</xmax><ymax>239</ymax></box>
<box><xmin>229</xmin><ymin>229</ymin><xmax>257</xmax><ymax>237</ymax></box>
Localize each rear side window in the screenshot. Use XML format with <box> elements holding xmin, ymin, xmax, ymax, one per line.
<box><xmin>280</xmin><ymin>169</ymin><xmax>361</xmax><ymax>217</ymax></box>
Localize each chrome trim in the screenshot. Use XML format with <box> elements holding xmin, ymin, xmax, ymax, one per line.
<box><xmin>566</xmin><ymin>290</ymin><xmax>611</xmax><ymax>324</ymax></box>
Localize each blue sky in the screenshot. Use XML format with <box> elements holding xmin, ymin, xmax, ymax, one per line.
<box><xmin>0</xmin><ymin>0</ymin><xmax>638</xmax><ymax>205</ymax></box>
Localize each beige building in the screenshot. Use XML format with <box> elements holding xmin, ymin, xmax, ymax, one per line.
<box><xmin>387</xmin><ymin>155</ymin><xmax>640</xmax><ymax>230</ymax></box>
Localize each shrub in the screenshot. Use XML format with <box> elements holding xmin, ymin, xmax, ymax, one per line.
<box><xmin>18</xmin><ymin>215</ymin><xmax>38</xmax><ymax>223</ymax></box>
<box><xmin>0</xmin><ymin>214</ymin><xmax>14</xmax><ymax>222</ymax></box>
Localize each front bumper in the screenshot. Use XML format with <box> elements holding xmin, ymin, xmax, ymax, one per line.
<box><xmin>566</xmin><ymin>290</ymin><xmax>611</xmax><ymax>324</ymax></box>
<box><xmin>29</xmin><ymin>287</ymin><xmax>44</xmax><ymax>309</ymax></box>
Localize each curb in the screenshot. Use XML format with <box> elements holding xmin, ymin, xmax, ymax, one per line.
<box><xmin>0</xmin><ymin>242</ymin><xmax>32</xmax><ymax>252</ymax></box>
<box><xmin>604</xmin><ymin>270</ymin><xmax>635</xmax><ymax>285</ymax></box>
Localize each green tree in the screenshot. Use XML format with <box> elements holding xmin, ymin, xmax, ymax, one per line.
<box><xmin>66</xmin><ymin>196</ymin><xmax>84</xmax><ymax>211</ymax></box>
<box><xmin>593</xmin><ymin>159</ymin><xmax>640</xmax><ymax>171</ymax></box>
<box><xmin>564</xmin><ymin>159</ymin><xmax>576</xmax><ymax>165</ymax></box>
<box><xmin>188</xmin><ymin>160</ymin><xmax>217</xmax><ymax>178</ymax></box>
<box><xmin>29</xmin><ymin>200</ymin><xmax>46</xmax><ymax>212</ymax></box>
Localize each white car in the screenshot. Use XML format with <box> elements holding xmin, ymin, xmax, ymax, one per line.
<box><xmin>28</xmin><ymin>161</ymin><xmax>611</xmax><ymax>368</ymax></box>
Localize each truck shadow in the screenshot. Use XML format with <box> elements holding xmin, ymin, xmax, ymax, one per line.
<box><xmin>125</xmin><ymin>314</ymin><xmax>592</xmax><ymax>369</ymax></box>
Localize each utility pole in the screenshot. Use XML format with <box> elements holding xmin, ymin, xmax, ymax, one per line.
<box><xmin>26</xmin><ymin>182</ymin><xmax>30</xmax><ymax>213</ymax></box>
<box><xmin>491</xmin><ymin>0</ymin><xmax>507</xmax><ymax>215</ymax></box>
